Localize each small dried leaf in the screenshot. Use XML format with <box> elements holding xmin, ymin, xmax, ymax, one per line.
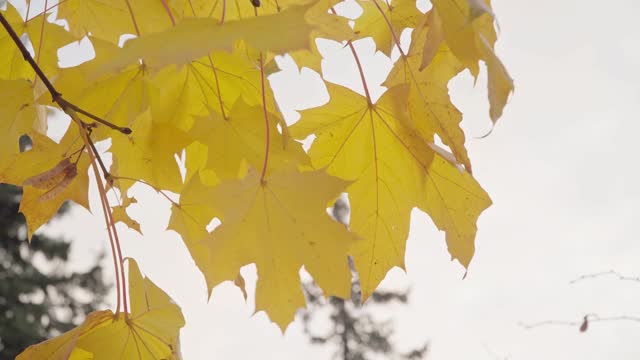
<box><xmin>38</xmin><ymin>163</ymin><xmax>78</xmax><ymax>202</ymax></box>
<box><xmin>579</xmin><ymin>316</ymin><xmax>589</xmax><ymax>332</ymax></box>
<box><xmin>23</xmin><ymin>158</ymin><xmax>73</xmax><ymax>189</ymax></box>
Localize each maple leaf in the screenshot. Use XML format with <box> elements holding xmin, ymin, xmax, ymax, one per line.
<box><xmin>16</xmin><ymin>310</ymin><xmax>114</xmax><ymax>360</ymax></box>
<box><xmin>20</xmin><ymin>160</ymin><xmax>89</xmax><ymax>240</ymax></box>
<box><xmin>168</xmin><ymin>172</ymin><xmax>218</xmax><ymax>248</ymax></box>
<box><xmin>291</xmin><ymin>83</ymin><xmax>491</xmax><ymax>299</ymax></box>
<box><xmin>110</xmin><ymin>110</ymin><xmax>192</xmax><ymax>193</ymax></box>
<box><xmin>354</xmin><ymin>0</ymin><xmax>422</xmax><ymax>56</ymax></box>
<box><xmin>51</xmin><ymin>37</ymin><xmax>155</xmax><ymax>142</ymax></box>
<box><xmin>0</xmin><ymin>4</ymin><xmax>30</xmax><ymax>79</ymax></box>
<box><xmin>112</xmin><ymin>196</ymin><xmax>142</xmax><ymax>234</ymax></box>
<box><xmin>170</xmin><ymin>97</ymin><xmax>311</xmax><ymax>296</ymax></box>
<box><xmin>0</xmin><ymin>130</ymin><xmax>90</xmax><ymax>239</ymax></box>
<box><xmin>150</xmin><ymin>45</ymin><xmax>281</xmax><ymax>126</ymax></box>
<box><xmin>287</xmin><ymin>0</ymin><xmax>355</xmax><ymax>73</ymax></box>
<box><xmin>17</xmin><ymin>259</ymin><xmax>185</xmax><ymax>360</ymax></box>
<box><xmin>429</xmin><ymin>0</ymin><xmax>514</xmax><ymax>121</ymax></box>
<box><xmin>288</xmin><ymin>40</ymin><xmax>325</xmax><ymax>74</ymax></box>
<box><xmin>0</xmin><ymin>79</ymin><xmax>40</xmax><ymax>156</ymax></box>
<box><xmin>176</xmin><ymin>0</ymin><xmax>280</xmax><ymax>20</ymax></box>
<box><xmin>166</xmin><ymin>169</ymin><xmax>221</xmax><ymax>284</ymax></box>
<box><xmin>0</xmin><ymin>4</ymin><xmax>77</xmax><ymax>80</ymax></box>
<box><xmin>58</xmin><ymin>0</ymin><xmax>184</xmax><ymax>43</ymax></box>
<box><xmin>55</xmin><ymin>38</ymin><xmax>281</xmax><ymax>141</ymax></box>
<box><xmin>188</xmin><ymin>98</ymin><xmax>309</xmax><ymax>180</ymax></box>
<box><xmin>384</xmin><ymin>11</ymin><xmax>472</xmax><ymax>171</ymax></box>
<box><xmin>198</xmin><ymin>167</ymin><xmax>356</xmax><ymax>329</ymax></box>
<box><xmin>103</xmin><ymin>0</ymin><xmax>353</xmax><ymax>71</ymax></box>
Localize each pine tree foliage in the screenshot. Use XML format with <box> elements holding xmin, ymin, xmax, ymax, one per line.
<box><xmin>303</xmin><ymin>283</ymin><xmax>428</xmax><ymax>360</ymax></box>
<box><xmin>302</xmin><ymin>198</ymin><xmax>428</xmax><ymax>360</ymax></box>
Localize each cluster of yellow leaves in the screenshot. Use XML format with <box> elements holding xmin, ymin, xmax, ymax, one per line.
<box><xmin>17</xmin><ymin>259</ymin><xmax>185</xmax><ymax>359</ymax></box>
<box><xmin>0</xmin><ymin>0</ymin><xmax>512</xmax><ymax>355</ymax></box>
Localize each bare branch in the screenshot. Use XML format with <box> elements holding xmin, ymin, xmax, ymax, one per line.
<box><xmin>520</xmin><ymin>314</ymin><xmax>640</xmax><ymax>332</ymax></box>
<box><xmin>570</xmin><ymin>270</ymin><xmax>640</xmax><ymax>284</ymax></box>
<box><xmin>519</xmin><ymin>319</ymin><xmax>582</xmax><ymax>329</ymax></box>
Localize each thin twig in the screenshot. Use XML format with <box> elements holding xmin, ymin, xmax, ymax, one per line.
<box><xmin>160</xmin><ymin>0</ymin><xmax>176</xmax><ymax>25</ymax></box>
<box><xmin>66</xmin><ymin>106</ymin><xmax>126</xmax><ymax>315</ymax></box>
<box><xmin>519</xmin><ymin>319</ymin><xmax>582</xmax><ymax>329</ymax></box>
<box><xmin>330</xmin><ymin>8</ymin><xmax>373</xmax><ymax>105</ymax></box>
<box><xmin>111</xmin><ymin>176</ymin><xmax>179</xmax><ymax>207</ymax></box>
<box><xmin>258</xmin><ymin>52</ymin><xmax>271</xmax><ymax>183</ymax></box>
<box><xmin>0</xmin><ymin>12</ymin><xmax>131</xmax><ymax>135</ymax></box>
<box><xmin>370</xmin><ymin>0</ymin><xmax>406</xmax><ymax>57</ymax></box>
<box><xmin>570</xmin><ymin>270</ymin><xmax>640</xmax><ymax>284</ymax></box>
<box><xmin>124</xmin><ymin>0</ymin><xmax>141</xmax><ymax>36</ymax></box>
<box><xmin>59</xmin><ymin>99</ymin><xmax>132</xmax><ymax>134</ymax></box>
<box><xmin>520</xmin><ymin>314</ymin><xmax>640</xmax><ymax>330</ymax></box>
<box><xmin>85</xmin><ymin>132</ymin><xmax>111</xmax><ymax>179</ymax></box>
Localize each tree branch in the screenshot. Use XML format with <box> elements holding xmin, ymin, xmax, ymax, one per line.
<box><xmin>520</xmin><ymin>314</ymin><xmax>640</xmax><ymax>332</ymax></box>
<box><xmin>570</xmin><ymin>270</ymin><xmax>640</xmax><ymax>284</ymax></box>
<box><xmin>0</xmin><ymin>12</ymin><xmax>131</xmax><ymax>135</ymax></box>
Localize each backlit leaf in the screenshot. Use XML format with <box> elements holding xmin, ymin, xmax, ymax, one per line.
<box><xmin>291</xmin><ymin>83</ymin><xmax>491</xmax><ymax>299</ymax></box>
<box><xmin>17</xmin><ymin>259</ymin><xmax>185</xmax><ymax>359</ymax></box>
<box><xmin>199</xmin><ymin>167</ymin><xmax>356</xmax><ymax>329</ymax></box>
<box><xmin>103</xmin><ymin>1</ymin><xmax>352</xmax><ymax>71</ymax></box>
<box><xmin>354</xmin><ymin>0</ymin><xmax>422</xmax><ymax>56</ymax></box>
<box><xmin>430</xmin><ymin>0</ymin><xmax>514</xmax><ymax>122</ymax></box>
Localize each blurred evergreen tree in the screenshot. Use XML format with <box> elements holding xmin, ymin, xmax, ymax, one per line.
<box><xmin>301</xmin><ymin>197</ymin><xmax>428</xmax><ymax>360</ymax></box>
<box><xmin>0</xmin><ymin>137</ymin><xmax>108</xmax><ymax>359</ymax></box>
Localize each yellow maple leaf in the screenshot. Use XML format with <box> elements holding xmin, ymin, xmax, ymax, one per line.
<box><xmin>168</xmin><ymin>172</ymin><xmax>218</xmax><ymax>245</ymax></box>
<box><xmin>0</xmin><ymin>4</ymin><xmax>30</xmax><ymax>79</ymax></box>
<box><xmin>112</xmin><ymin>196</ymin><xmax>142</xmax><ymax>234</ymax></box>
<box><xmin>167</xmin><ymin>170</ymin><xmax>219</xmax><ymax>280</ymax></box>
<box><xmin>17</xmin><ymin>259</ymin><xmax>185</xmax><ymax>360</ymax></box>
<box><xmin>51</xmin><ymin>37</ymin><xmax>155</xmax><ymax>142</ymax></box>
<box><xmin>0</xmin><ymin>79</ymin><xmax>39</xmax><ymax>156</ymax></box>
<box><xmin>0</xmin><ymin>129</ymin><xmax>90</xmax><ymax>239</ymax></box>
<box><xmin>20</xmin><ymin>160</ymin><xmax>89</xmax><ymax>240</ymax></box>
<box><xmin>149</xmin><ymin>45</ymin><xmax>281</xmax><ymax>127</ymax></box>
<box><xmin>198</xmin><ymin>167</ymin><xmax>356</xmax><ymax>329</ymax></box>
<box><xmin>110</xmin><ymin>110</ymin><xmax>192</xmax><ymax>193</ymax></box>
<box><xmin>0</xmin><ymin>4</ymin><xmax>77</xmax><ymax>80</ymax></box>
<box><xmin>177</xmin><ymin>0</ymin><xmax>281</xmax><ymax>20</ymax></box>
<box><xmin>54</xmin><ymin>38</ymin><xmax>281</xmax><ymax>139</ymax></box>
<box><xmin>288</xmin><ymin>40</ymin><xmax>325</xmax><ymax>74</ymax></box>
<box><xmin>170</xmin><ymin>97</ymin><xmax>311</xmax><ymax>273</ymax></box>
<box><xmin>16</xmin><ymin>310</ymin><xmax>114</xmax><ymax>360</ymax></box>
<box><xmin>288</xmin><ymin>0</ymin><xmax>355</xmax><ymax>72</ymax></box>
<box><xmin>58</xmin><ymin>0</ymin><xmax>186</xmax><ymax>43</ymax></box>
<box><xmin>291</xmin><ymin>83</ymin><xmax>491</xmax><ymax>299</ymax></box>
<box><xmin>430</xmin><ymin>0</ymin><xmax>514</xmax><ymax>122</ymax></box>
<box><xmin>104</xmin><ymin>1</ymin><xmax>352</xmax><ymax>71</ymax></box>
<box><xmin>188</xmin><ymin>98</ymin><xmax>309</xmax><ymax>180</ymax></box>
<box><xmin>175</xmin><ymin>0</ymin><xmax>353</xmax><ymax>77</ymax></box>
<box><xmin>354</xmin><ymin>0</ymin><xmax>422</xmax><ymax>56</ymax></box>
<box><xmin>384</xmin><ymin>11</ymin><xmax>472</xmax><ymax>171</ymax></box>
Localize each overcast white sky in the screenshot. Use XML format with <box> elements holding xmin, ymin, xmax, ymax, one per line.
<box><xmin>37</xmin><ymin>0</ymin><xmax>640</xmax><ymax>359</ymax></box>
